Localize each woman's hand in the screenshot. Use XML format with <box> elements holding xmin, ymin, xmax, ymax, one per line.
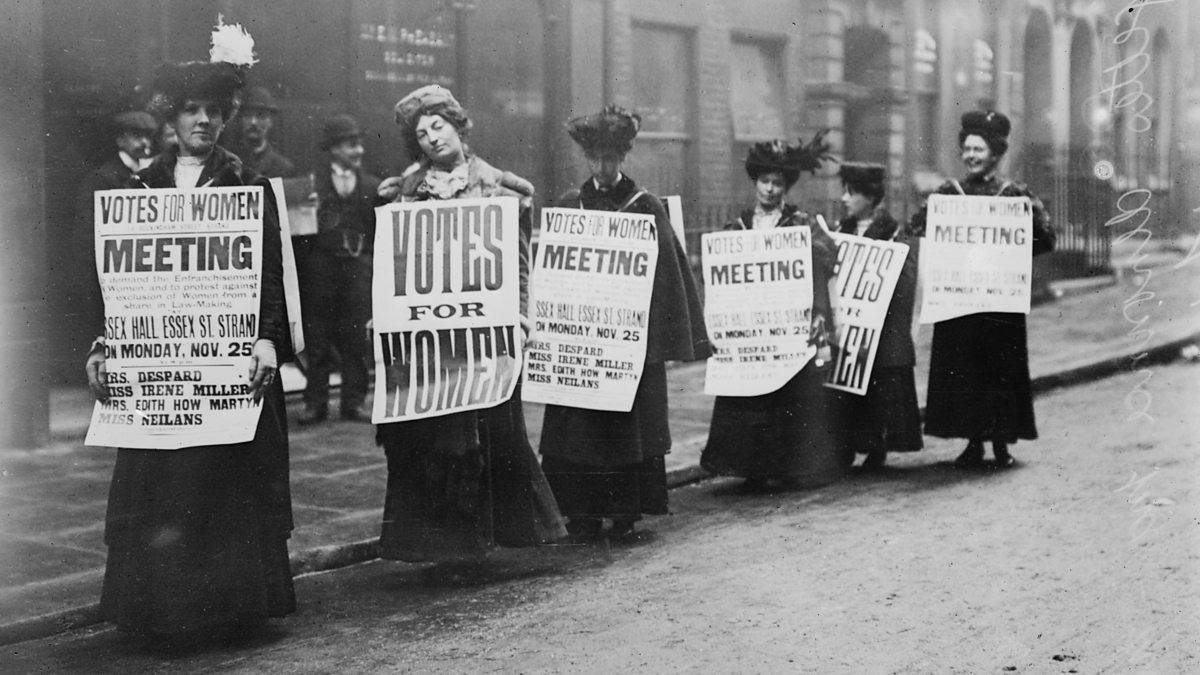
<box><xmin>247</xmin><ymin>339</ymin><xmax>278</xmax><ymax>403</ymax></box>
<box><xmin>377</xmin><ymin>176</ymin><xmax>404</xmax><ymax>202</ymax></box>
<box><xmin>85</xmin><ymin>338</ymin><xmax>110</xmax><ymax>403</ymax></box>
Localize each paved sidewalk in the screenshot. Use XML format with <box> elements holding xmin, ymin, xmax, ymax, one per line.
<box><xmin>1</xmin><ymin>235</ymin><xmax>1197</xmax><ymax>645</ymax></box>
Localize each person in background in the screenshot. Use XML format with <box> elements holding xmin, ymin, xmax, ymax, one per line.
<box><xmin>233</xmin><ymin>85</ymin><xmax>297</xmax><ymax>179</ymax></box>
<box><xmin>84</xmin><ymin>21</ymin><xmax>295</xmax><ymax>640</ymax></box>
<box><xmin>699</xmin><ymin>136</ymin><xmax>844</xmax><ymax>491</ymax></box>
<box><xmin>74</xmin><ymin>110</ymin><xmax>159</xmax><ymax>362</ymax></box>
<box><xmin>374</xmin><ymin>85</ymin><xmax>565</xmax><ymax>574</ymax></box>
<box><xmin>834</xmin><ymin>162</ymin><xmax>922</xmax><ymax>471</ymax></box>
<box><xmin>296</xmin><ymin>114</ymin><xmax>379</xmax><ymax>425</ymax></box>
<box><xmin>539</xmin><ymin>105</ymin><xmax>710</xmax><ymax>539</ymax></box>
<box><xmin>908</xmin><ymin>110</ymin><xmax>1056</xmax><ymax>468</ymax></box>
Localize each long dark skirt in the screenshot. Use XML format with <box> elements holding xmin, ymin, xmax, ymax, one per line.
<box><xmin>924</xmin><ymin>312</ymin><xmax>1037</xmax><ymax>442</ymax></box>
<box><xmin>100</xmin><ymin>378</ymin><xmax>295</xmax><ymax>635</ymax></box>
<box><xmin>539</xmin><ymin>362</ymin><xmax>671</xmax><ymax>520</ymax></box>
<box><xmin>701</xmin><ymin>361</ymin><xmax>847</xmax><ymax>485</ymax></box>
<box><xmin>838</xmin><ymin>365</ymin><xmax>923</xmax><ymax>455</ymax></box>
<box><xmin>377</xmin><ymin>391</ymin><xmax>566</xmax><ymax>564</ymax></box>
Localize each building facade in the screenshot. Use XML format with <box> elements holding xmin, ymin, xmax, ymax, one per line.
<box><xmin>5</xmin><ymin>0</ymin><xmax>1196</xmax><ymax>445</ymax></box>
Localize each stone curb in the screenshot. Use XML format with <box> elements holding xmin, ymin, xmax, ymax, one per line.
<box><xmin>4</xmin><ymin>330</ymin><xmax>1196</xmax><ymax>648</ymax></box>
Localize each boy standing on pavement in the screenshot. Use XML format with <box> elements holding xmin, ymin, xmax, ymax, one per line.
<box><xmin>298</xmin><ymin>114</ymin><xmax>380</xmax><ymax>424</ymax></box>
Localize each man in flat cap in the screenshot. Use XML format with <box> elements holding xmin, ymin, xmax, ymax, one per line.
<box><xmin>234</xmin><ymin>85</ymin><xmax>296</xmax><ymax>179</ymax></box>
<box><xmin>296</xmin><ymin>114</ymin><xmax>380</xmax><ymax>424</ymax></box>
<box><xmin>72</xmin><ymin>110</ymin><xmax>160</xmax><ymax>361</ymax></box>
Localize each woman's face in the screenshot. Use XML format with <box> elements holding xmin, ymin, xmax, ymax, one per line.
<box><xmin>841</xmin><ymin>187</ymin><xmax>874</xmax><ymax>221</ymax></box>
<box><xmin>586</xmin><ymin>150</ymin><xmax>624</xmax><ymax>188</ymax></box>
<box><xmin>415</xmin><ymin>113</ymin><xmax>465</xmax><ymax>168</ymax></box>
<box><xmin>174</xmin><ymin>99</ymin><xmax>225</xmax><ymax>157</ymax></box>
<box><xmin>755</xmin><ymin>172</ymin><xmax>788</xmax><ymax>210</ymax></box>
<box><xmin>961</xmin><ymin>134</ymin><xmax>998</xmax><ymax>179</ymax></box>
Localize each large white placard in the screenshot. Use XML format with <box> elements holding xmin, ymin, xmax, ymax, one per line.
<box><xmin>824</xmin><ymin>233</ymin><xmax>910</xmax><ymax>395</ymax></box>
<box><xmin>372</xmin><ymin>197</ymin><xmax>523</xmax><ymax>423</ymax></box>
<box><xmin>919</xmin><ymin>194</ymin><xmax>1033</xmax><ymax>324</ymax></box>
<box><xmin>701</xmin><ymin>228</ymin><xmax>815</xmax><ymax>397</ymax></box>
<box><xmin>86</xmin><ymin>186</ymin><xmax>266</xmax><ymax>449</ymax></box>
<box><xmin>522</xmin><ymin>207</ymin><xmax>658</xmax><ymax>412</ymax></box>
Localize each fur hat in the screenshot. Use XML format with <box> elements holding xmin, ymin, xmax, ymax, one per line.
<box><xmin>146</xmin><ymin>17</ymin><xmax>256</xmax><ymax>120</ymax></box>
<box><xmin>959</xmin><ymin>110</ymin><xmax>1011</xmax><ymax>156</ymax></box>
<box><xmin>838</xmin><ymin>161</ymin><xmax>886</xmax><ymax>186</ymax></box>
<box><xmin>392</xmin><ymin>84</ymin><xmax>472</xmax><ymax>160</ymax></box>
<box><xmin>112</xmin><ymin>111</ymin><xmax>158</xmax><ymax>136</ymax></box>
<box><xmin>565</xmin><ymin>105</ymin><xmax>641</xmax><ymax>156</ymax></box>
<box><xmin>241</xmin><ymin>85</ymin><xmax>280</xmax><ymax>113</ymax></box>
<box><xmin>321</xmin><ymin>114</ymin><xmax>361</xmax><ymax>150</ymax></box>
<box><xmin>744</xmin><ymin>130</ymin><xmax>835</xmax><ymax>187</ymax></box>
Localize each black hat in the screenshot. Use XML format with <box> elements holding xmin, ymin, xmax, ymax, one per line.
<box><xmin>241</xmin><ymin>85</ymin><xmax>280</xmax><ymax>113</ymax></box>
<box><xmin>321</xmin><ymin>114</ymin><xmax>361</xmax><ymax>150</ymax></box>
<box><xmin>565</xmin><ymin>105</ymin><xmax>641</xmax><ymax>156</ymax></box>
<box><xmin>838</xmin><ymin>161</ymin><xmax>886</xmax><ymax>185</ymax></box>
<box><xmin>744</xmin><ymin>130</ymin><xmax>835</xmax><ymax>186</ymax></box>
<box><xmin>146</xmin><ymin>18</ymin><xmax>256</xmax><ymax>119</ymax></box>
<box><xmin>960</xmin><ymin>110</ymin><xmax>1011</xmax><ymax>140</ymax></box>
<box><xmin>112</xmin><ymin>110</ymin><xmax>158</xmax><ymax>136</ymax></box>
<box><xmin>959</xmin><ymin>110</ymin><xmax>1011</xmax><ymax>156</ymax></box>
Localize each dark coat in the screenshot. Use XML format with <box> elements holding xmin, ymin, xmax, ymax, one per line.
<box><xmin>909</xmin><ymin>174</ymin><xmax>1055</xmax><ymax>442</ymax></box>
<box><xmin>834</xmin><ymin>209</ymin><xmax>923</xmax><ymax>454</ymax></box>
<box><xmin>700</xmin><ymin>204</ymin><xmax>847</xmax><ymax>483</ymax></box>
<box><xmin>836</xmin><ymin>210</ymin><xmax>917</xmax><ymax>368</ymax></box>
<box><xmin>74</xmin><ymin>156</ymin><xmax>142</xmax><ymax>359</ymax></box>
<box><xmin>241</xmin><ymin>143</ymin><xmax>297</xmax><ymax>179</ymax></box>
<box><xmin>100</xmin><ymin>146</ymin><xmax>295</xmax><ymax>634</ymax></box>
<box><xmin>539</xmin><ymin>174</ymin><xmax>711</xmax><ymax>468</ymax></box>
<box><xmin>313</xmin><ymin>165</ymin><xmax>382</xmax><ymax>256</ymax></box>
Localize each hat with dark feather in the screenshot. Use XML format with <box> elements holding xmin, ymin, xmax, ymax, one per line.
<box><xmin>744</xmin><ymin>130</ymin><xmax>836</xmax><ymax>186</ymax></box>
<box><xmin>565</xmin><ymin>105</ymin><xmax>641</xmax><ymax>156</ymax></box>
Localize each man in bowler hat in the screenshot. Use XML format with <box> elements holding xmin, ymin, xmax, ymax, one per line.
<box><xmin>297</xmin><ymin>114</ymin><xmax>380</xmax><ymax>424</ymax></box>
<box><xmin>235</xmin><ymin>85</ymin><xmax>296</xmax><ymax>178</ymax></box>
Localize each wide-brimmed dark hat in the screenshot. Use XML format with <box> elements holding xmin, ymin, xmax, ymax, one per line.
<box><xmin>241</xmin><ymin>85</ymin><xmax>280</xmax><ymax>112</ymax></box>
<box><xmin>146</xmin><ymin>18</ymin><xmax>256</xmax><ymax>119</ymax></box>
<box><xmin>838</xmin><ymin>161</ymin><xmax>885</xmax><ymax>186</ymax></box>
<box><xmin>745</xmin><ymin>130</ymin><xmax>835</xmax><ymax>186</ymax></box>
<box><xmin>565</xmin><ymin>105</ymin><xmax>641</xmax><ymax>156</ymax></box>
<box><xmin>112</xmin><ymin>110</ymin><xmax>158</xmax><ymax>136</ymax></box>
<box><xmin>321</xmin><ymin>114</ymin><xmax>361</xmax><ymax>150</ymax></box>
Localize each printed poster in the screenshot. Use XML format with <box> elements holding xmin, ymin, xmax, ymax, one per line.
<box><xmin>268</xmin><ymin>177</ymin><xmax>305</xmax><ymax>353</ymax></box>
<box><xmin>919</xmin><ymin>194</ymin><xmax>1033</xmax><ymax>324</ymax></box>
<box><xmin>824</xmin><ymin>233</ymin><xmax>909</xmax><ymax>395</ymax></box>
<box><xmin>702</xmin><ymin>228</ymin><xmax>814</xmax><ymax>397</ymax></box>
<box><xmin>522</xmin><ymin>208</ymin><xmax>658</xmax><ymax>412</ymax></box>
<box><xmin>86</xmin><ymin>186</ymin><xmax>266</xmax><ymax>449</ymax></box>
<box><xmin>372</xmin><ymin>197</ymin><xmax>523</xmax><ymax>423</ymax></box>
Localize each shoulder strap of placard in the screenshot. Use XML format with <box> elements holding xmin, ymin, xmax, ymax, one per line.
<box><xmin>996</xmin><ymin>181</ymin><xmax>1012</xmax><ymax>196</ymax></box>
<box><xmin>950</xmin><ymin>179</ymin><xmax>965</xmax><ymax>195</ymax></box>
<box><xmin>617</xmin><ymin>189</ymin><xmax>647</xmax><ymax>213</ymax></box>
